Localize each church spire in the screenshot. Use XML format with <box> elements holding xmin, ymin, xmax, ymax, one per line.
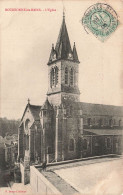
<box><xmin>55</xmin><ymin>12</ymin><xmax>72</xmax><ymax>60</ymax></box>
<box><xmin>47</xmin><ymin>12</ymin><xmax>79</xmax><ymax>65</ymax></box>
<box><xmin>73</xmin><ymin>42</ymin><xmax>79</xmax><ymax>62</ymax></box>
<box><xmin>63</xmin><ymin>9</ymin><xmax>65</xmax><ymax>20</ymax></box>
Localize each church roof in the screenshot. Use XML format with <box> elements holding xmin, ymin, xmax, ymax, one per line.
<box><xmin>41</xmin><ymin>98</ymin><xmax>53</xmax><ymax>110</ymax></box>
<box><xmin>78</xmin><ymin>102</ymin><xmax>123</xmax><ymax>117</ymax></box>
<box><xmin>84</xmin><ymin>129</ymin><xmax>123</xmax><ymax>135</ymax></box>
<box><xmin>30</xmin><ymin>120</ymin><xmax>41</xmax><ymax>129</ymax></box>
<box><xmin>73</xmin><ymin>42</ymin><xmax>79</xmax><ymax>62</ymax></box>
<box><xmin>29</xmin><ymin>104</ymin><xmax>41</xmax><ymax>120</ymax></box>
<box><xmin>21</xmin><ymin>104</ymin><xmax>41</xmax><ymax>122</ymax></box>
<box><xmin>55</xmin><ymin>15</ymin><xmax>72</xmax><ymax>59</ymax></box>
<box><xmin>48</xmin><ymin>14</ymin><xmax>79</xmax><ymax>64</ymax></box>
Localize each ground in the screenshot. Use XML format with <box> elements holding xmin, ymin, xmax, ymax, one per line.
<box><xmin>1</xmin><ymin>157</ymin><xmax>123</xmax><ymax>195</ymax></box>
<box><xmin>53</xmin><ymin>157</ymin><xmax>123</xmax><ymax>195</ymax></box>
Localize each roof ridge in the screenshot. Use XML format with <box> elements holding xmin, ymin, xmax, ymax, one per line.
<box><xmin>80</xmin><ymin>102</ymin><xmax>123</xmax><ymax>107</ymax></box>
<box><xmin>29</xmin><ymin>104</ymin><xmax>41</xmax><ymax>107</ymax></box>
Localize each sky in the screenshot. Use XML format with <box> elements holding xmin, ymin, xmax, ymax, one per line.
<box><xmin>0</xmin><ymin>0</ymin><xmax>123</xmax><ymax>119</ymax></box>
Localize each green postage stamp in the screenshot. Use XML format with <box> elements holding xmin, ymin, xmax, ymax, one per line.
<box><xmin>82</xmin><ymin>3</ymin><xmax>118</xmax><ymax>41</ymax></box>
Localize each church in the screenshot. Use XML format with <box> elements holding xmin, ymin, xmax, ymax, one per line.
<box><xmin>18</xmin><ymin>13</ymin><xmax>123</xmax><ymax>166</ymax></box>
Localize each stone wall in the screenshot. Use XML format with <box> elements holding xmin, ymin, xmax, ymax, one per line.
<box><xmin>79</xmin><ymin>135</ymin><xmax>123</xmax><ymax>158</ymax></box>
<box><xmin>30</xmin><ymin>166</ymin><xmax>61</xmax><ymax>195</ymax></box>
<box><xmin>20</xmin><ymin>163</ymin><xmax>30</xmax><ymax>185</ymax></box>
<box><xmin>83</xmin><ymin>115</ymin><xmax>123</xmax><ymax>129</ymax></box>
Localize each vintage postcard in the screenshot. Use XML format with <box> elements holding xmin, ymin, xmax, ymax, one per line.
<box><xmin>0</xmin><ymin>0</ymin><xmax>123</xmax><ymax>194</ymax></box>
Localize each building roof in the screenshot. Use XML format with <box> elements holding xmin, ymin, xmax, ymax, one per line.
<box><xmin>21</xmin><ymin>104</ymin><xmax>41</xmax><ymax>122</ymax></box>
<box><xmin>30</xmin><ymin>120</ymin><xmax>41</xmax><ymax>129</ymax></box>
<box><xmin>73</xmin><ymin>42</ymin><xmax>79</xmax><ymax>62</ymax></box>
<box><xmin>29</xmin><ymin>104</ymin><xmax>41</xmax><ymax>120</ymax></box>
<box><xmin>20</xmin><ymin>101</ymin><xmax>123</xmax><ymax>125</ymax></box>
<box><xmin>41</xmin><ymin>98</ymin><xmax>53</xmax><ymax>110</ymax></box>
<box><xmin>55</xmin><ymin>15</ymin><xmax>72</xmax><ymax>60</ymax></box>
<box><xmin>84</xmin><ymin>129</ymin><xmax>123</xmax><ymax>135</ymax></box>
<box><xmin>48</xmin><ymin>14</ymin><xmax>79</xmax><ymax>64</ymax></box>
<box><xmin>78</xmin><ymin>102</ymin><xmax>123</xmax><ymax>117</ymax></box>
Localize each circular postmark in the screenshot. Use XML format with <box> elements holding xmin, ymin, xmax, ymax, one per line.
<box><xmin>82</xmin><ymin>3</ymin><xmax>118</xmax><ymax>41</ymax></box>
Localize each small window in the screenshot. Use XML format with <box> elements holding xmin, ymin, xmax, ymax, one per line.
<box><xmin>104</xmin><ymin>118</ymin><xmax>107</xmax><ymax>126</ymax></box>
<box><xmin>87</xmin><ymin>118</ymin><xmax>91</xmax><ymax>126</ymax></box>
<box><xmin>40</xmin><ymin>111</ymin><xmax>42</xmax><ymax>117</ymax></box>
<box><xmin>50</xmin><ymin>68</ymin><xmax>54</xmax><ymax>87</ymax></box>
<box><xmin>65</xmin><ymin>67</ymin><xmax>68</xmax><ymax>84</ymax></box>
<box><xmin>119</xmin><ymin>120</ymin><xmax>121</xmax><ymax>127</ymax></box>
<box><xmin>109</xmin><ymin>119</ymin><xmax>113</xmax><ymax>127</ymax></box>
<box><xmin>99</xmin><ymin>119</ymin><xmax>103</xmax><ymax>127</ymax></box>
<box><xmin>52</xmin><ymin>68</ymin><xmax>55</xmax><ymax>86</ymax></box>
<box><xmin>93</xmin><ymin>118</ymin><xmax>96</xmax><ymax>125</ymax></box>
<box><xmin>25</xmin><ymin>119</ymin><xmax>30</xmax><ymax>130</ymax></box>
<box><xmin>113</xmin><ymin>119</ymin><xmax>116</xmax><ymax>126</ymax></box>
<box><xmin>83</xmin><ymin>139</ymin><xmax>88</xmax><ymax>150</ymax></box>
<box><xmin>55</xmin><ymin>67</ymin><xmax>58</xmax><ymax>86</ymax></box>
<box><xmin>43</xmin><ymin>110</ymin><xmax>47</xmax><ymax>117</ymax></box>
<box><xmin>50</xmin><ymin>69</ymin><xmax>52</xmax><ymax>87</ymax></box>
<box><xmin>26</xmin><ymin>135</ymin><xmax>29</xmax><ymax>150</ymax></box>
<box><xmin>47</xmin><ymin>147</ymin><xmax>52</xmax><ymax>154</ymax></box>
<box><xmin>70</xmin><ymin>68</ymin><xmax>74</xmax><ymax>85</ymax></box>
<box><xmin>106</xmin><ymin>137</ymin><xmax>111</xmax><ymax>148</ymax></box>
<box><xmin>69</xmin><ymin>139</ymin><xmax>74</xmax><ymax>151</ymax></box>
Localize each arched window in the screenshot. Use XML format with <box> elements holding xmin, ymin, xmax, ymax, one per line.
<box><xmin>93</xmin><ymin>118</ymin><xmax>96</xmax><ymax>125</ymax></box>
<box><xmin>107</xmin><ymin>137</ymin><xmax>111</xmax><ymax>148</ymax></box>
<box><xmin>50</xmin><ymin>68</ymin><xmax>55</xmax><ymax>87</ymax></box>
<box><xmin>43</xmin><ymin>110</ymin><xmax>47</xmax><ymax>117</ymax></box>
<box><xmin>25</xmin><ymin>119</ymin><xmax>30</xmax><ymax>131</ymax></box>
<box><xmin>119</xmin><ymin>120</ymin><xmax>121</xmax><ymax>127</ymax></box>
<box><xmin>70</xmin><ymin>68</ymin><xmax>74</xmax><ymax>85</ymax></box>
<box><xmin>47</xmin><ymin>146</ymin><xmax>52</xmax><ymax>154</ymax></box>
<box><xmin>113</xmin><ymin>119</ymin><xmax>116</xmax><ymax>126</ymax></box>
<box><xmin>109</xmin><ymin>119</ymin><xmax>113</xmax><ymax>127</ymax></box>
<box><xmin>65</xmin><ymin>67</ymin><xmax>68</xmax><ymax>84</ymax></box>
<box><xmin>87</xmin><ymin>118</ymin><xmax>91</xmax><ymax>126</ymax></box>
<box><xmin>55</xmin><ymin>66</ymin><xmax>58</xmax><ymax>86</ymax></box>
<box><xmin>52</xmin><ymin>68</ymin><xmax>55</xmax><ymax>86</ymax></box>
<box><xmin>83</xmin><ymin>139</ymin><xmax>88</xmax><ymax>150</ymax></box>
<box><xmin>50</xmin><ymin>68</ymin><xmax>53</xmax><ymax>87</ymax></box>
<box><xmin>69</xmin><ymin>139</ymin><xmax>74</xmax><ymax>151</ymax></box>
<box><xmin>50</xmin><ymin>69</ymin><xmax>52</xmax><ymax>87</ymax></box>
<box><xmin>25</xmin><ymin>134</ymin><xmax>29</xmax><ymax>150</ymax></box>
<box><xmin>104</xmin><ymin>118</ymin><xmax>107</xmax><ymax>126</ymax></box>
<box><xmin>99</xmin><ymin>119</ymin><xmax>103</xmax><ymax>127</ymax></box>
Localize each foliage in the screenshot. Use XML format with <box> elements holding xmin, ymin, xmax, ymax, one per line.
<box><xmin>0</xmin><ymin>118</ymin><xmax>20</xmax><ymax>137</ymax></box>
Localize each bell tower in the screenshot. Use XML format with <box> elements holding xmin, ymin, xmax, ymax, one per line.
<box><xmin>47</xmin><ymin>13</ymin><xmax>80</xmax><ymax>106</ymax></box>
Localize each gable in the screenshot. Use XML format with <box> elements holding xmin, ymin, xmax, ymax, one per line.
<box><xmin>21</xmin><ymin>104</ymin><xmax>41</xmax><ymax>123</ymax></box>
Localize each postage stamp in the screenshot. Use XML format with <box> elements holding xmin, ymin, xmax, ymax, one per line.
<box><xmin>82</xmin><ymin>3</ymin><xmax>118</xmax><ymax>41</ymax></box>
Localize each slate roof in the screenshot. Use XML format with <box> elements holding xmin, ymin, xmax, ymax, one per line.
<box><xmin>48</xmin><ymin>14</ymin><xmax>79</xmax><ymax>64</ymax></box>
<box><xmin>41</xmin><ymin>98</ymin><xmax>53</xmax><ymax>110</ymax></box>
<box><xmin>55</xmin><ymin>15</ymin><xmax>72</xmax><ymax>59</ymax></box>
<box><xmin>84</xmin><ymin>129</ymin><xmax>123</xmax><ymax>135</ymax></box>
<box><xmin>29</xmin><ymin>104</ymin><xmax>41</xmax><ymax>120</ymax></box>
<box><xmin>73</xmin><ymin>42</ymin><xmax>79</xmax><ymax>62</ymax></box>
<box><xmin>21</xmin><ymin>104</ymin><xmax>41</xmax><ymax>122</ymax></box>
<box><xmin>78</xmin><ymin>102</ymin><xmax>123</xmax><ymax>117</ymax></box>
<box><xmin>30</xmin><ymin>120</ymin><xmax>41</xmax><ymax>129</ymax></box>
<box><xmin>21</xmin><ymin>101</ymin><xmax>123</xmax><ymax>124</ymax></box>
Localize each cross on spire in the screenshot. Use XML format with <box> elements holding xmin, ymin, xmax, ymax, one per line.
<box><xmin>63</xmin><ymin>8</ymin><xmax>65</xmax><ymax>19</ymax></box>
<box><xmin>28</xmin><ymin>98</ymin><xmax>30</xmax><ymax>104</ymax></box>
